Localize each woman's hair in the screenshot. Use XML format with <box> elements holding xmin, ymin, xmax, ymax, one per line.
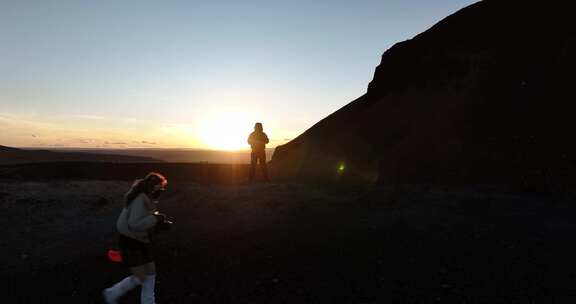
<box><xmin>124</xmin><ymin>172</ymin><xmax>168</xmax><ymax>206</ymax></box>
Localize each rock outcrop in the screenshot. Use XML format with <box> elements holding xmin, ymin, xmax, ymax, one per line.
<box><xmin>270</xmin><ymin>0</ymin><xmax>576</xmax><ymax>189</ymax></box>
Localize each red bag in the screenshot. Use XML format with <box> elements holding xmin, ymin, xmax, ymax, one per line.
<box><xmin>107</xmin><ymin>249</ymin><xmax>123</xmax><ymax>263</ymax></box>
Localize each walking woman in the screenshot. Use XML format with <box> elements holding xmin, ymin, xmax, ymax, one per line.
<box><xmin>103</xmin><ymin>172</ymin><xmax>169</xmax><ymax>304</ymax></box>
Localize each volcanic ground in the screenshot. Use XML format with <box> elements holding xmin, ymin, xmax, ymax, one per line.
<box><xmin>2</xmin><ymin>176</ymin><xmax>576</xmax><ymax>303</ymax></box>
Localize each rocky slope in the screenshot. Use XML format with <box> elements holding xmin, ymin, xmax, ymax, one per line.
<box><xmin>271</xmin><ymin>0</ymin><xmax>575</xmax><ymax>189</ymax></box>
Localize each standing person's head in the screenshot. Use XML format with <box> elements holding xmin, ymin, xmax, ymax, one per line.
<box><xmin>254</xmin><ymin>122</ymin><xmax>263</xmax><ymax>132</ymax></box>
<box><xmin>125</xmin><ymin>172</ymin><xmax>168</xmax><ymax>206</ymax></box>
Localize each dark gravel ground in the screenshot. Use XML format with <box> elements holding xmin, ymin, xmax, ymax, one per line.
<box><xmin>2</xmin><ymin>180</ymin><xmax>576</xmax><ymax>303</ymax></box>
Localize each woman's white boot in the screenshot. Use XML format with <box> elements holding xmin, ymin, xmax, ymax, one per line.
<box><xmin>140</xmin><ymin>274</ymin><xmax>156</xmax><ymax>304</ymax></box>
<box><xmin>103</xmin><ymin>275</ymin><xmax>142</xmax><ymax>304</ymax></box>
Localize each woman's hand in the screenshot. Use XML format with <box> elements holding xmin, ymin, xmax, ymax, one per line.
<box><xmin>153</xmin><ymin>212</ymin><xmax>173</xmax><ymax>232</ymax></box>
<box><xmin>154</xmin><ymin>212</ymin><xmax>167</xmax><ymax>223</ymax></box>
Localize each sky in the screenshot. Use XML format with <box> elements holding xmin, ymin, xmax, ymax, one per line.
<box><xmin>0</xmin><ymin>0</ymin><xmax>476</xmax><ymax>150</ymax></box>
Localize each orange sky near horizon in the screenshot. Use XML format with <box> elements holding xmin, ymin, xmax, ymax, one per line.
<box><xmin>0</xmin><ymin>109</ymin><xmax>298</xmax><ymax>150</ymax></box>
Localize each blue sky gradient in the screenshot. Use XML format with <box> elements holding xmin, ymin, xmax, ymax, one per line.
<box><xmin>0</xmin><ymin>0</ymin><xmax>476</xmax><ymax>149</ymax></box>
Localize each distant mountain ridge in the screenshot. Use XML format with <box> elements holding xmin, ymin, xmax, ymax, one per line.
<box><xmin>0</xmin><ymin>145</ymin><xmax>161</xmax><ymax>164</ymax></box>
<box><xmin>0</xmin><ymin>145</ymin><xmax>21</xmax><ymax>152</ymax></box>
<box><xmin>271</xmin><ymin>0</ymin><xmax>576</xmax><ymax>189</ymax></box>
<box><xmin>49</xmin><ymin>148</ymin><xmax>274</xmax><ymax>164</ymax></box>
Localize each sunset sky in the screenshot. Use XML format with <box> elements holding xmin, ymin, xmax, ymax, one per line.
<box><xmin>0</xmin><ymin>0</ymin><xmax>475</xmax><ymax>150</ymax></box>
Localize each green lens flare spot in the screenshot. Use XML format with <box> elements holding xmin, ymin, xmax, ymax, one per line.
<box><xmin>337</xmin><ymin>163</ymin><xmax>345</xmax><ymax>173</ymax></box>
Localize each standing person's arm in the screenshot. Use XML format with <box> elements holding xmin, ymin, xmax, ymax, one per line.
<box><xmin>263</xmin><ymin>133</ymin><xmax>269</xmax><ymax>144</ymax></box>
<box><xmin>247</xmin><ymin>133</ymin><xmax>254</xmax><ymax>145</ymax></box>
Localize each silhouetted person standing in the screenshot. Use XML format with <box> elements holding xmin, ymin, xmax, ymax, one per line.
<box><xmin>248</xmin><ymin>122</ymin><xmax>269</xmax><ymax>182</ymax></box>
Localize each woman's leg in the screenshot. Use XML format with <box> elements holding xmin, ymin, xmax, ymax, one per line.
<box><xmin>131</xmin><ymin>262</ymin><xmax>157</xmax><ymax>304</ymax></box>
<box><xmin>103</xmin><ymin>274</ymin><xmax>142</xmax><ymax>304</ymax></box>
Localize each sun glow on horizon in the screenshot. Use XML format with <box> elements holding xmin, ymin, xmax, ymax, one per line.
<box><xmin>196</xmin><ymin>111</ymin><xmax>257</xmax><ymax>151</ymax></box>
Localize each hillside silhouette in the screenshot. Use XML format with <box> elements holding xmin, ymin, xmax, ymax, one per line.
<box><xmin>271</xmin><ymin>0</ymin><xmax>575</xmax><ymax>190</ymax></box>
<box><xmin>0</xmin><ymin>145</ymin><xmax>161</xmax><ymax>164</ymax></box>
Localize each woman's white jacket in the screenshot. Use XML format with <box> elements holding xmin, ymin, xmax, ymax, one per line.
<box><xmin>116</xmin><ymin>193</ymin><xmax>158</xmax><ymax>243</ymax></box>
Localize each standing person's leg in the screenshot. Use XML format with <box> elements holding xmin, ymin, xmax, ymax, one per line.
<box><xmin>259</xmin><ymin>152</ymin><xmax>269</xmax><ymax>181</ymax></box>
<box><xmin>249</xmin><ymin>151</ymin><xmax>257</xmax><ymax>181</ymax></box>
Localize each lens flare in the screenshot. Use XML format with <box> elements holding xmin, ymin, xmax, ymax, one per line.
<box><xmin>337</xmin><ymin>162</ymin><xmax>346</xmax><ymax>173</ymax></box>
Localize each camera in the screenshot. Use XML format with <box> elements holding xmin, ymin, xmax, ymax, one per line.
<box><xmin>154</xmin><ymin>212</ymin><xmax>173</xmax><ymax>232</ymax></box>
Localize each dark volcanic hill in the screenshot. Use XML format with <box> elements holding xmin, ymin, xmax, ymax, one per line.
<box><xmin>0</xmin><ymin>145</ymin><xmax>160</xmax><ymax>164</ymax></box>
<box><xmin>271</xmin><ymin>0</ymin><xmax>575</xmax><ymax>189</ymax></box>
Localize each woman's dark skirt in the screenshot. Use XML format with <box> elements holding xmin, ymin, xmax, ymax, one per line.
<box><xmin>118</xmin><ymin>234</ymin><xmax>154</xmax><ymax>267</ymax></box>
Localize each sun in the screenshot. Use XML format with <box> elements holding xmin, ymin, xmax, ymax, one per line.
<box><xmin>196</xmin><ymin>111</ymin><xmax>255</xmax><ymax>151</ymax></box>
